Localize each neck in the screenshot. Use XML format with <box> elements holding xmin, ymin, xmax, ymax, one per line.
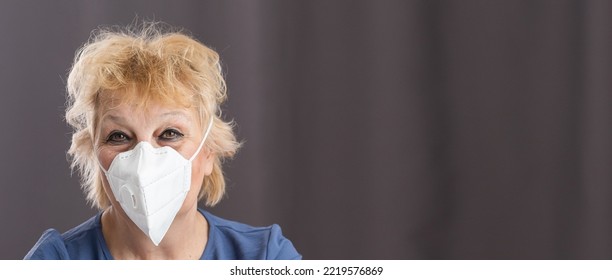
<box><xmin>101</xmin><ymin>205</ymin><xmax>208</xmax><ymax>259</ymax></box>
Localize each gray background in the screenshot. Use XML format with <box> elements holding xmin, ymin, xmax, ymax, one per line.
<box><xmin>1</xmin><ymin>0</ymin><xmax>612</xmax><ymax>259</ymax></box>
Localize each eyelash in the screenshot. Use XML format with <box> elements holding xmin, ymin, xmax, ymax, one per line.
<box><xmin>104</xmin><ymin>129</ymin><xmax>184</xmax><ymax>144</ymax></box>
<box><xmin>159</xmin><ymin>129</ymin><xmax>184</xmax><ymax>141</ymax></box>
<box><xmin>104</xmin><ymin>131</ymin><xmax>130</xmax><ymax>144</ymax></box>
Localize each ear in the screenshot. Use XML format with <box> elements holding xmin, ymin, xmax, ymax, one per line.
<box><xmin>200</xmin><ymin>149</ymin><xmax>215</xmax><ymax>176</ymax></box>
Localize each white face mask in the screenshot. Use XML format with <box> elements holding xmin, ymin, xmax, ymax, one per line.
<box><xmin>100</xmin><ymin>118</ymin><xmax>213</xmax><ymax>246</ymax></box>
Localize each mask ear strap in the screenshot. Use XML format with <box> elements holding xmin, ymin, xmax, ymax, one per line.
<box><xmin>189</xmin><ymin>117</ymin><xmax>214</xmax><ymax>162</ymax></box>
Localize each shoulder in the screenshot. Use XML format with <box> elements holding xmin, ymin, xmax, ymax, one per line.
<box><xmin>202</xmin><ymin>210</ymin><xmax>301</xmax><ymax>260</ymax></box>
<box><xmin>24</xmin><ymin>229</ymin><xmax>70</xmax><ymax>259</ymax></box>
<box><xmin>24</xmin><ymin>214</ymin><xmax>106</xmax><ymax>260</ymax></box>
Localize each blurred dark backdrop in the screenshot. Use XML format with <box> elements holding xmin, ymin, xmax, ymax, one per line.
<box><xmin>1</xmin><ymin>0</ymin><xmax>611</xmax><ymax>259</ymax></box>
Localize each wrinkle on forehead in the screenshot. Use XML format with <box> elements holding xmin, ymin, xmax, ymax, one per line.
<box><xmin>96</xmin><ymin>84</ymin><xmax>196</xmax><ymax>111</ymax></box>
<box><xmin>100</xmin><ymin>107</ymin><xmax>193</xmax><ymax>125</ymax></box>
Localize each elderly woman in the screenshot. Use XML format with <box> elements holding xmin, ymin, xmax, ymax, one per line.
<box><xmin>25</xmin><ymin>23</ymin><xmax>301</xmax><ymax>260</ymax></box>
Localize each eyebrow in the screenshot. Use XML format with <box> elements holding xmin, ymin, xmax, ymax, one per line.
<box><xmin>101</xmin><ymin>110</ymin><xmax>191</xmax><ymax>123</ymax></box>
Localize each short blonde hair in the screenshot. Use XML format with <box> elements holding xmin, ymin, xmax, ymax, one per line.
<box><xmin>66</xmin><ymin>22</ymin><xmax>240</xmax><ymax>210</ymax></box>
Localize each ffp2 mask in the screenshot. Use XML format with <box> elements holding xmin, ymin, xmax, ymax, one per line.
<box><xmin>100</xmin><ymin>118</ymin><xmax>213</xmax><ymax>246</ymax></box>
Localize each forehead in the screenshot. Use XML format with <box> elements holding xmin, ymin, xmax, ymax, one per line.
<box><xmin>97</xmin><ymin>85</ymin><xmax>195</xmax><ymax>109</ymax></box>
<box><xmin>95</xmin><ymin>88</ymin><xmax>200</xmax><ymax>124</ymax></box>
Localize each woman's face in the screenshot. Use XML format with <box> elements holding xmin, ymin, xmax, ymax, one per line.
<box><xmin>95</xmin><ymin>94</ymin><xmax>214</xmax><ymax>216</ymax></box>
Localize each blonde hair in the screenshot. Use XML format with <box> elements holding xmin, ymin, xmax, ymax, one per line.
<box><xmin>65</xmin><ymin>22</ymin><xmax>240</xmax><ymax>210</ymax></box>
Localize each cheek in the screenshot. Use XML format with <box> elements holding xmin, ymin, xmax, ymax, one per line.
<box><xmin>96</xmin><ymin>148</ymin><xmax>119</xmax><ymax>203</ymax></box>
<box><xmin>97</xmin><ymin>147</ymin><xmax>119</xmax><ymax>171</ymax></box>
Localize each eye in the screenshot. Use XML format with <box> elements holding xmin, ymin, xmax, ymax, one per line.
<box><xmin>159</xmin><ymin>129</ymin><xmax>184</xmax><ymax>141</ymax></box>
<box><xmin>105</xmin><ymin>131</ymin><xmax>131</xmax><ymax>144</ymax></box>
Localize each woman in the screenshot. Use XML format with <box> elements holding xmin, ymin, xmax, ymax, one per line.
<box><xmin>24</xmin><ymin>23</ymin><xmax>301</xmax><ymax>260</ymax></box>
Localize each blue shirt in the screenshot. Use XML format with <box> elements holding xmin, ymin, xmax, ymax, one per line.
<box><xmin>24</xmin><ymin>209</ymin><xmax>301</xmax><ymax>260</ymax></box>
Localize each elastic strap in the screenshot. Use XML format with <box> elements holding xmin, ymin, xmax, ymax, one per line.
<box><xmin>189</xmin><ymin>117</ymin><xmax>214</xmax><ymax>162</ymax></box>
